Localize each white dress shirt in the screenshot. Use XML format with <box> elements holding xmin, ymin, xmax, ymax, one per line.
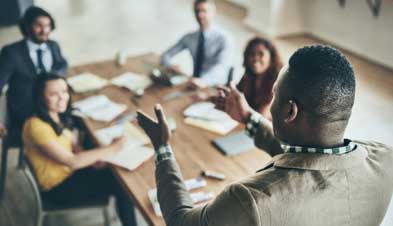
<box><xmin>161</xmin><ymin>24</ymin><xmax>233</xmax><ymax>86</ymax></box>
<box><xmin>26</xmin><ymin>39</ymin><xmax>53</xmax><ymax>74</ymax></box>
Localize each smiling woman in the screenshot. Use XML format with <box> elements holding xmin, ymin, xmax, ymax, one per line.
<box><xmin>237</xmin><ymin>37</ymin><xmax>283</xmax><ymax>120</ymax></box>
<box><xmin>21</xmin><ymin>74</ymin><xmax>137</xmax><ymax>226</ymax></box>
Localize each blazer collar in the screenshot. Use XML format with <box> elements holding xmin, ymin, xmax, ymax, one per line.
<box><xmin>21</xmin><ymin>39</ymin><xmax>37</xmax><ymax>74</ymax></box>
<box><xmin>257</xmin><ymin>144</ymin><xmax>368</xmax><ymax>172</ymax></box>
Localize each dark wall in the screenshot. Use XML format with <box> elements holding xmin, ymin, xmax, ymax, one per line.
<box><xmin>0</xmin><ymin>0</ymin><xmax>34</xmax><ymax>25</ymax></box>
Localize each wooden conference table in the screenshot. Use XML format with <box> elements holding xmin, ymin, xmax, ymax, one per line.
<box><xmin>68</xmin><ymin>53</ymin><xmax>271</xmax><ymax>226</ymax></box>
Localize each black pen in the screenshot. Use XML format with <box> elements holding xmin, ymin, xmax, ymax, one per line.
<box><xmin>202</xmin><ymin>170</ymin><xmax>226</xmax><ymax>181</ymax></box>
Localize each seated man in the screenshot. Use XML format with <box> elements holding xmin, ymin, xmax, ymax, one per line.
<box><xmin>0</xmin><ymin>6</ymin><xmax>68</xmax><ymax>138</ymax></box>
<box><xmin>137</xmin><ymin>45</ymin><xmax>393</xmax><ymax>226</ymax></box>
<box><xmin>160</xmin><ymin>0</ymin><xmax>233</xmax><ymax>89</ymax></box>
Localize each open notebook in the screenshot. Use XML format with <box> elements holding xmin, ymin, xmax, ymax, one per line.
<box><xmin>67</xmin><ymin>72</ymin><xmax>109</xmax><ymax>93</ymax></box>
<box><xmin>212</xmin><ymin>131</ymin><xmax>255</xmax><ymax>156</ymax></box>
<box><xmin>73</xmin><ymin>95</ymin><xmax>127</xmax><ymax>122</ymax></box>
<box><xmin>111</xmin><ymin>72</ymin><xmax>152</xmax><ymax>92</ymax></box>
<box><xmin>95</xmin><ymin>123</ymin><xmax>154</xmax><ymax>171</ymax></box>
<box><xmin>183</xmin><ymin>102</ymin><xmax>238</xmax><ymax>135</ymax></box>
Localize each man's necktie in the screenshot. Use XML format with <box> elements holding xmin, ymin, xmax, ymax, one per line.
<box><xmin>193</xmin><ymin>32</ymin><xmax>205</xmax><ymax>78</ymax></box>
<box><xmin>36</xmin><ymin>49</ymin><xmax>46</xmax><ymax>74</ymax></box>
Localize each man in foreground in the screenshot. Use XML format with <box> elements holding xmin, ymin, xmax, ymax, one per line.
<box><xmin>138</xmin><ymin>45</ymin><xmax>393</xmax><ymax>226</ymax></box>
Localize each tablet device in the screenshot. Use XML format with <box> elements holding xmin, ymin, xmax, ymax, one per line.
<box><xmin>212</xmin><ymin>131</ymin><xmax>255</xmax><ymax>156</ymax></box>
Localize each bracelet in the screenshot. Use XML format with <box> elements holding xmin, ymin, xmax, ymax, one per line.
<box><xmin>155</xmin><ymin>145</ymin><xmax>174</xmax><ymax>164</ymax></box>
<box><xmin>245</xmin><ymin>111</ymin><xmax>263</xmax><ymax>138</ymax></box>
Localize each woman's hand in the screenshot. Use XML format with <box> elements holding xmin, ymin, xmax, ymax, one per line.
<box><xmin>109</xmin><ymin>135</ymin><xmax>127</xmax><ymax>152</ymax></box>
<box><xmin>91</xmin><ymin>161</ymin><xmax>108</xmax><ymax>169</ymax></box>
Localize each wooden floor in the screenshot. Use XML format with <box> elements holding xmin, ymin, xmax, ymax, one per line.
<box><xmin>0</xmin><ymin>0</ymin><xmax>392</xmax><ymax>226</ymax></box>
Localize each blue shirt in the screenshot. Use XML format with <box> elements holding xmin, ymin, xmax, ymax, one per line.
<box><xmin>26</xmin><ymin>39</ymin><xmax>53</xmax><ymax>74</ymax></box>
<box><xmin>161</xmin><ymin>24</ymin><xmax>233</xmax><ymax>86</ymax></box>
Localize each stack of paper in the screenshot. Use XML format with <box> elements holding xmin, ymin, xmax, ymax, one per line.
<box><xmin>73</xmin><ymin>95</ymin><xmax>127</xmax><ymax>122</ymax></box>
<box><xmin>95</xmin><ymin>123</ymin><xmax>153</xmax><ymax>171</ymax></box>
<box><xmin>183</xmin><ymin>102</ymin><xmax>238</xmax><ymax>135</ymax></box>
<box><xmin>67</xmin><ymin>72</ymin><xmax>109</xmax><ymax>93</ymax></box>
<box><xmin>111</xmin><ymin>72</ymin><xmax>152</xmax><ymax>92</ymax></box>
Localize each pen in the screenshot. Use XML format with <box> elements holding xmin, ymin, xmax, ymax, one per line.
<box><xmin>202</xmin><ymin>170</ymin><xmax>226</xmax><ymax>180</ymax></box>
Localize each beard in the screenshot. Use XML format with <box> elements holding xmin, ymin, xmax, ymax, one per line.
<box><xmin>30</xmin><ymin>32</ymin><xmax>49</xmax><ymax>44</ymax></box>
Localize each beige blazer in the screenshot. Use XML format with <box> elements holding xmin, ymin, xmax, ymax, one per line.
<box><xmin>156</xmin><ymin>127</ymin><xmax>393</xmax><ymax>226</ymax></box>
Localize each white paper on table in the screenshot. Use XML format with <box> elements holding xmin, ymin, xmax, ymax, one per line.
<box><xmin>73</xmin><ymin>95</ymin><xmax>108</xmax><ymax>113</ymax></box>
<box><xmin>102</xmin><ymin>146</ymin><xmax>154</xmax><ymax>171</ymax></box>
<box><xmin>184</xmin><ymin>117</ymin><xmax>238</xmax><ymax>135</ymax></box>
<box><xmin>183</xmin><ymin>102</ymin><xmax>238</xmax><ymax>135</ymax></box>
<box><xmin>88</xmin><ymin>103</ymin><xmax>127</xmax><ymax>122</ymax></box>
<box><xmin>73</xmin><ymin>95</ymin><xmax>127</xmax><ymax>122</ymax></box>
<box><xmin>183</xmin><ymin>102</ymin><xmax>232</xmax><ymax>121</ymax></box>
<box><xmin>67</xmin><ymin>72</ymin><xmax>109</xmax><ymax>93</ymax></box>
<box><xmin>95</xmin><ymin>123</ymin><xmax>150</xmax><ymax>147</ymax></box>
<box><xmin>96</xmin><ymin>123</ymin><xmax>152</xmax><ymax>171</ymax></box>
<box><xmin>95</xmin><ymin>124</ymin><xmax>124</xmax><ymax>145</ymax></box>
<box><xmin>111</xmin><ymin>72</ymin><xmax>152</xmax><ymax>92</ymax></box>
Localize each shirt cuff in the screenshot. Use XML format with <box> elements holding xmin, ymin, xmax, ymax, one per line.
<box><xmin>245</xmin><ymin>111</ymin><xmax>264</xmax><ymax>138</ymax></box>
<box><xmin>155</xmin><ymin>144</ymin><xmax>174</xmax><ymax>164</ymax></box>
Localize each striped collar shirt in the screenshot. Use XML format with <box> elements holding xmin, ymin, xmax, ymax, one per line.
<box><xmin>281</xmin><ymin>139</ymin><xmax>356</xmax><ymax>155</ymax></box>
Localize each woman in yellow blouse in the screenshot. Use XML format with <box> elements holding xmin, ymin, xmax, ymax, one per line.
<box><xmin>23</xmin><ymin>74</ymin><xmax>135</xmax><ymax>226</ymax></box>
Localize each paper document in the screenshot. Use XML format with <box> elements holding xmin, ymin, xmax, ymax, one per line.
<box><xmin>183</xmin><ymin>102</ymin><xmax>238</xmax><ymax>135</ymax></box>
<box><xmin>184</xmin><ymin>117</ymin><xmax>238</xmax><ymax>135</ymax></box>
<box><xmin>103</xmin><ymin>146</ymin><xmax>154</xmax><ymax>171</ymax></box>
<box><xmin>67</xmin><ymin>72</ymin><xmax>109</xmax><ymax>93</ymax></box>
<box><xmin>111</xmin><ymin>72</ymin><xmax>152</xmax><ymax>92</ymax></box>
<box><xmin>96</xmin><ymin>123</ymin><xmax>152</xmax><ymax>171</ymax></box>
<box><xmin>95</xmin><ymin>123</ymin><xmax>150</xmax><ymax>146</ymax></box>
<box><xmin>73</xmin><ymin>95</ymin><xmax>127</xmax><ymax>122</ymax></box>
<box><xmin>184</xmin><ymin>102</ymin><xmax>232</xmax><ymax>121</ymax></box>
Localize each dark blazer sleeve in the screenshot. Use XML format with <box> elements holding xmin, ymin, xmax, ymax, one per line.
<box><xmin>0</xmin><ymin>46</ymin><xmax>15</xmax><ymax>95</ymax></box>
<box><xmin>49</xmin><ymin>40</ymin><xmax>68</xmax><ymax>76</ymax></box>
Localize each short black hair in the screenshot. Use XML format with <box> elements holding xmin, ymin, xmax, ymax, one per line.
<box><xmin>32</xmin><ymin>73</ymin><xmax>74</xmax><ymax>136</ymax></box>
<box><xmin>286</xmin><ymin>45</ymin><xmax>356</xmax><ymax>123</ymax></box>
<box><xmin>194</xmin><ymin>0</ymin><xmax>215</xmax><ymax>7</ymax></box>
<box><xmin>19</xmin><ymin>6</ymin><xmax>55</xmax><ymax>37</ymax></box>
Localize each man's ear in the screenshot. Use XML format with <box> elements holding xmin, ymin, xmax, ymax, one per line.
<box><xmin>284</xmin><ymin>100</ymin><xmax>298</xmax><ymax>124</ymax></box>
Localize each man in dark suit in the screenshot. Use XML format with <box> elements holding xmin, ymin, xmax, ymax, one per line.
<box><xmin>0</xmin><ymin>6</ymin><xmax>68</xmax><ymax>138</ymax></box>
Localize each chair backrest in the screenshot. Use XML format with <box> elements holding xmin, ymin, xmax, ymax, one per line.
<box><xmin>21</xmin><ymin>163</ymin><xmax>44</xmax><ymax>226</ymax></box>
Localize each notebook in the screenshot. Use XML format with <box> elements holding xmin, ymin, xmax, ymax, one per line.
<box><xmin>95</xmin><ymin>123</ymin><xmax>153</xmax><ymax>171</ymax></box>
<box><xmin>212</xmin><ymin>131</ymin><xmax>255</xmax><ymax>156</ymax></box>
<box><xmin>73</xmin><ymin>95</ymin><xmax>127</xmax><ymax>122</ymax></box>
<box><xmin>183</xmin><ymin>102</ymin><xmax>238</xmax><ymax>135</ymax></box>
<box><xmin>67</xmin><ymin>72</ymin><xmax>109</xmax><ymax>93</ymax></box>
<box><xmin>111</xmin><ymin>72</ymin><xmax>152</xmax><ymax>92</ymax></box>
